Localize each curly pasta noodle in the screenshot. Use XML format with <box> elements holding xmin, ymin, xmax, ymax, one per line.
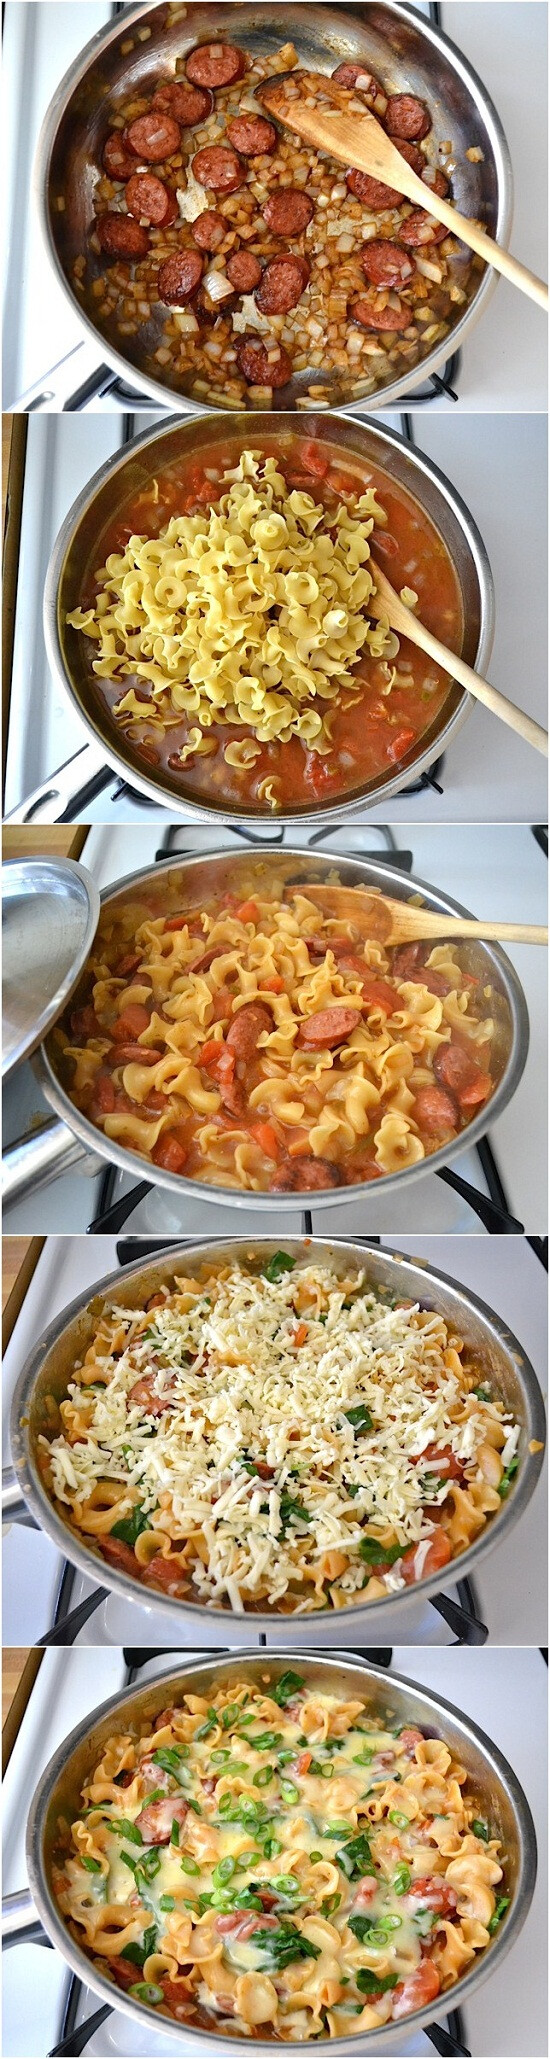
<box><xmin>53</xmin><ymin>883</ymin><xmax>498</xmax><ymax>1194</ymax></box>
<box><xmin>66</xmin><ymin>453</ymin><xmax>396</xmax><ymax>754</ymax></box>
<box><xmin>37</xmin><ymin>1255</ymin><xmax>521</xmax><ymax>1615</ymax></box>
<box><xmin>52</xmin><ymin>1676</ymin><xmax>511</xmax><ymax>2039</ymax></box>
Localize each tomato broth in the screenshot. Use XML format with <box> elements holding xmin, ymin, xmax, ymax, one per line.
<box><xmin>75</xmin><ymin>433</ymin><xmax>464</xmax><ymax>810</ymax></box>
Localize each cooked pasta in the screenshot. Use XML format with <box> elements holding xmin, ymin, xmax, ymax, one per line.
<box><xmin>66</xmin><ymin>452</ymin><xmax>395</xmax><ymax>754</ymax></box>
<box><xmin>37</xmin><ymin>1257</ymin><xmax>521</xmax><ymax>1614</ymax></box>
<box><xmin>52</xmin><ymin>1674</ymin><xmax>511</xmax><ymax>2038</ymax></box>
<box><xmin>52</xmin><ymin>879</ymin><xmax>497</xmax><ymax>1193</ymax></box>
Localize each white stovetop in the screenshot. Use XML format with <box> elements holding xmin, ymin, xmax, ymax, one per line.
<box><xmin>2</xmin><ymin>1</ymin><xmax>547</xmax><ymax>411</ymax></box>
<box><xmin>2</xmin><ymin>823</ymin><xmax>547</xmax><ymax>1232</ymax></box>
<box><xmin>2</xmin><ymin>1231</ymin><xmax>547</xmax><ymax>1647</ymax></box>
<box><xmin>2</xmin><ymin>1648</ymin><xmax>547</xmax><ymax>2057</ymax></box>
<box><xmin>4</xmin><ymin>409</ymin><xmax>547</xmax><ymax>824</ymax></box>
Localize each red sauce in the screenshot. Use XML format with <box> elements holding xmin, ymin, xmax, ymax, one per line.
<box><xmin>75</xmin><ymin>433</ymin><xmax>463</xmax><ymax>810</ymax></box>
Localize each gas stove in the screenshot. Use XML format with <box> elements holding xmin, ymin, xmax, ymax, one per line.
<box><xmin>3</xmin><ymin>406</ymin><xmax>547</xmax><ymax>827</ymax></box>
<box><xmin>2</xmin><ymin>1647</ymin><xmax>547</xmax><ymax>2057</ymax></box>
<box><xmin>3</xmin><ymin>2</ymin><xmax>546</xmax><ymax>417</ymax></box>
<box><xmin>2</xmin><ymin>1230</ymin><xmax>547</xmax><ymax>1649</ymax></box>
<box><xmin>2</xmin><ymin>823</ymin><xmax>547</xmax><ymax>1234</ymax></box>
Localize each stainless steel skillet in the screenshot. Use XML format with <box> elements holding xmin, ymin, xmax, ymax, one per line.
<box><xmin>34</xmin><ymin>0</ymin><xmax>513</xmax><ymax>415</ymax></box>
<box><xmin>3</xmin><ymin>1237</ymin><xmax>545</xmax><ymax>1637</ymax></box>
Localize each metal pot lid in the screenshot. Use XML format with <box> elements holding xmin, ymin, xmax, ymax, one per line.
<box><xmin>2</xmin><ymin>857</ymin><xmax>100</xmax><ymax>1080</ymax></box>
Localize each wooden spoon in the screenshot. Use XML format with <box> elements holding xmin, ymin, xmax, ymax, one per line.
<box><xmin>261</xmin><ymin>72</ymin><xmax>548</xmax><ymax>311</ymax></box>
<box><xmin>369</xmin><ymin>562</ymin><xmax>548</xmax><ymax>758</ymax></box>
<box><xmin>293</xmin><ymin>884</ymin><xmax>547</xmax><ymax>948</ymax></box>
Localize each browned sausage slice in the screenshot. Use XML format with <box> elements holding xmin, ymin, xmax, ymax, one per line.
<box><xmin>263</xmin><ymin>190</ymin><xmax>314</xmax><ymax>236</ymax></box>
<box><xmin>192</xmin><ymin>145</ymin><xmax>244</xmax><ymax>192</ymax></box>
<box><xmin>157</xmin><ymin>250</ymin><xmax>204</xmax><ymax>304</ymax></box>
<box><xmin>255</xmin><ymin>253</ymin><xmax>310</xmax><ymax>314</ymax></box>
<box><xmin>352</xmin><ymin>297</ymin><xmax>410</xmax><ymax>332</ymax></box>
<box><xmin>128</xmin><ymin>1375</ymin><xmax>176</xmax><ymax>1414</ymax></box>
<box><xmin>226</xmin><ymin>249</ymin><xmax>263</xmax><ymax>290</ymax></box>
<box><xmin>298</xmin><ymin>1006</ymin><xmax>362</xmax><ymax>1047</ymax></box>
<box><xmin>385</xmin><ymin>94</ymin><xmax>432</xmax><ymax>141</ymax></box>
<box><xmin>392</xmin><ymin>942</ymin><xmax>427</xmax><ymax>977</ymax></box>
<box><xmin>135</xmin><ymin>1796</ymin><xmax>189</xmax><ymax>1845</ymax></box>
<box><xmin>346</xmin><ymin>168</ymin><xmax>404</xmax><ymax>209</ymax></box>
<box><xmin>399</xmin><ymin>207</ymin><xmax>447</xmax><ymax>247</ymax></box>
<box><xmin>361</xmin><ymin>239</ymin><xmax>414</xmax><ymax>286</ymax></box>
<box><xmin>413</xmin><ymin>1085</ymin><xmax>458</xmax><ymax>1135</ymax></box>
<box><xmin>434</xmin><ymin>1042</ymin><xmax>479</xmax><ymax>1094</ymax></box>
<box><xmin>96</xmin><ymin>213</ymin><xmax>149</xmax><ymax>259</ymax></box>
<box><xmin>185</xmin><ymin>42</ymin><xmax>247</xmax><ymax>90</ymax></box>
<box><xmin>226</xmin><ymin>115</ymin><xmax>277</xmax><ymax>157</ymax></box>
<box><xmin>152</xmin><ymin>80</ymin><xmax>213</xmax><ymax>124</ymax></box>
<box><xmin>126</xmin><ymin>113</ymin><xmax>181</xmax><ymax>162</ymax></box>
<box><xmin>192</xmin><ymin>210</ymin><xmax>226</xmax><ymax>251</ymax></box>
<box><xmin>226</xmin><ymin>1002</ymin><xmax>272</xmax><ymax>1059</ymax></box>
<box><xmin>100</xmin><ymin>1533</ymin><xmax>139</xmax><ymax>1576</ymax></box>
<box><xmin>332</xmin><ymin>62</ymin><xmax>387</xmax><ymax>111</ymax></box>
<box><xmin>270</xmin><ymin>1157</ymin><xmax>342</xmax><ymax>1191</ymax></box>
<box><xmin>125</xmin><ymin>172</ymin><xmax>175</xmax><ymax>225</ymax></box>
<box><xmin>108</xmin><ymin>1043</ymin><xmax>163</xmax><ymax>1065</ymax></box>
<box><xmin>102</xmin><ymin>131</ymin><xmax>139</xmax><ymax>181</ymax></box>
<box><xmin>235</xmin><ymin>336</ymin><xmax>292</xmax><ymax>387</ymax></box>
<box><xmin>422</xmin><ymin>167</ymin><xmax>449</xmax><ymax>198</ymax></box>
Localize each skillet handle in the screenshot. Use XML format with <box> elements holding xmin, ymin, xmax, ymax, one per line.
<box><xmin>2</xmin><ymin>1119</ymin><xmax>91</xmax><ymax>1206</ymax></box>
<box><xmin>2</xmin><ymin>1889</ymin><xmax>50</xmax><ymax>1949</ymax></box>
<box><xmin>2</xmin><ymin>1467</ymin><xmax>39</xmax><ymax>1529</ymax></box>
<box><xmin>3</xmin><ymin>743</ymin><xmax>114</xmax><ymax>825</ymax></box>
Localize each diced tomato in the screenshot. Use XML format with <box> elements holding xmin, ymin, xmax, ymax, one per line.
<box><xmin>250</xmin><ymin>1121</ymin><xmax>280</xmax><ymax>1162</ymax></box>
<box><xmin>152</xmin><ymin>1132</ymin><xmax>188</xmax><ymax>1174</ymax></box>
<box><xmin>386</xmin><ymin>726</ymin><xmax>416</xmax><ymax>763</ymax></box>
<box><xmin>415</xmin><ymin>1443</ymin><xmax>463</xmax><ymax>1481</ymax></box>
<box><xmin>200</xmin><ymin>1039</ymin><xmax>224</xmax><ymax>1067</ymax></box>
<box><xmin>392</xmin><ymin>1960</ymin><xmax>440</xmax><ymax>2020</ymax></box>
<box><xmin>262</xmin><ymin>974</ymin><xmax>285</xmax><ymax>993</ymax></box>
<box><xmin>457</xmin><ymin>1070</ymin><xmax>493</xmax><ymax>1109</ymax></box>
<box><xmin>408</xmin><ymin>1878</ymin><xmax>457</xmax><ymax>1915</ymax></box>
<box><xmin>164</xmin><ymin>914</ymin><xmax>190</xmax><ymax>932</ymax></box>
<box><xmin>354</xmin><ymin>1877</ymin><xmax>378</xmax><ymax>1908</ymax></box>
<box><xmin>303</xmin><ymin>751</ymin><xmax>341</xmax><ymax>798</ymax></box>
<box><xmin>361</xmin><ymin>975</ymin><xmax>397</xmax><ymax>1016</ymax></box>
<box><xmin>401</xmin><ymin>1530</ymin><xmax>453</xmax><ymax>1585</ymax></box>
<box><xmin>293</xmin><ymin>1750</ymin><xmax>313</xmax><ymax>1774</ymax></box>
<box><xmin>144</xmin><ymin>1552</ymin><xmax>186</xmax><ymax>1592</ymax></box>
<box><xmin>299</xmin><ymin>440</ymin><xmax>329</xmax><ymax>478</ymax></box>
<box><xmin>292</xmin><ymin>1322</ymin><xmax>309</xmax><ymax>1348</ymax></box>
<box><xmin>113</xmin><ymin>1004</ymin><xmax>150</xmax><ymax>1039</ymax></box>
<box><xmin>235</xmin><ymin>899</ymin><xmax>259</xmax><ymax>923</ymax></box>
<box><xmin>327</xmin><ymin>467</ymin><xmax>357</xmax><ymax>494</ymax></box>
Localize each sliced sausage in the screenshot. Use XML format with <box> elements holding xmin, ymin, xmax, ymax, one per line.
<box><xmin>125</xmin><ymin>173</ymin><xmax>177</xmax><ymax>226</ymax></box>
<box><xmin>434</xmin><ymin>1041</ymin><xmax>491</xmax><ymax>1106</ymax></box>
<box><xmin>332</xmin><ymin>62</ymin><xmax>387</xmax><ymax>110</ymax></box>
<box><xmin>152</xmin><ymin>80</ymin><xmax>213</xmax><ymax>125</ymax></box>
<box><xmin>263</xmin><ymin>190</ymin><xmax>314</xmax><ymax>236</ymax></box>
<box><xmin>185</xmin><ymin>43</ymin><xmax>247</xmax><ymax>90</ymax></box>
<box><xmin>135</xmin><ymin>1796</ymin><xmax>188</xmax><ymax>1846</ymax></box>
<box><xmin>96</xmin><ymin>213</ymin><xmax>149</xmax><ymax>260</ymax></box>
<box><xmin>385</xmin><ymin>94</ymin><xmax>432</xmax><ymax>142</ymax></box>
<box><xmin>407</xmin><ymin>967</ymin><xmax>451</xmax><ymax>997</ymax></box>
<box><xmin>398</xmin><ymin>140</ymin><xmax>426</xmax><ymax>176</ymax></box>
<box><xmin>400</xmin><ymin>207</ymin><xmax>447</xmax><ymax>247</ymax></box>
<box><xmin>70</xmin><ymin>1003</ymin><xmax>98</xmax><ymax>1038</ymax></box>
<box><xmin>413</xmin><ymin>1085</ymin><xmax>458</xmax><ymax>1136</ymax></box>
<box><xmin>235</xmin><ymin>336</ymin><xmax>292</xmax><ymax>387</ymax></box>
<box><xmin>255</xmin><ymin>253</ymin><xmax>310</xmax><ymax>314</ymax></box>
<box><xmin>192</xmin><ymin>145</ymin><xmax>244</xmax><ymax>192</ymax></box>
<box><xmin>226</xmin><ymin>249</ymin><xmax>263</xmax><ymax>290</ymax></box>
<box><xmin>226</xmin><ymin>1001</ymin><xmax>271</xmax><ymax>1059</ymax></box>
<box><xmin>352</xmin><ymin>296</ymin><xmax>410</xmax><ymax>332</ymax></box>
<box><xmin>128</xmin><ymin>1374</ymin><xmax>176</xmax><ymax>1415</ymax></box>
<box><xmin>346</xmin><ymin>167</ymin><xmax>404</xmax><ymax>210</ymax></box>
<box><xmin>126</xmin><ymin>112</ymin><xmax>181</xmax><ymax>162</ymax></box>
<box><xmin>299</xmin><ymin>1005</ymin><xmax>362</xmax><ymax>1047</ymax></box>
<box><xmin>192</xmin><ymin>210</ymin><xmax>226</xmax><ymax>251</ymax></box>
<box><xmin>361</xmin><ymin>239</ymin><xmax>414</xmax><ymax>287</ymax></box>
<box><xmin>270</xmin><ymin>1157</ymin><xmax>342</xmax><ymax>1192</ymax></box>
<box><xmin>216</xmin><ymin>1913</ymin><xmax>279</xmax><ymax>1938</ymax></box>
<box><xmin>108</xmin><ymin>1043</ymin><xmax>163</xmax><ymax>1065</ymax></box>
<box><xmin>422</xmin><ymin>167</ymin><xmax>449</xmax><ymax>199</ymax></box>
<box><xmin>100</xmin><ymin>1533</ymin><xmax>139</xmax><ymax>1576</ymax></box>
<box><xmin>157</xmin><ymin>251</ymin><xmax>204</xmax><ymax>304</ymax></box>
<box><xmin>102</xmin><ymin>131</ymin><xmax>139</xmax><ymax>181</ymax></box>
<box><xmin>227</xmin><ymin>115</ymin><xmax>277</xmax><ymax>158</ymax></box>
<box><xmin>392</xmin><ymin>941</ymin><xmax>427</xmax><ymax>977</ymax></box>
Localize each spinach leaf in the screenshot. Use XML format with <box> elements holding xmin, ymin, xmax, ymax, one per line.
<box><xmin>263</xmin><ymin>1252</ymin><xmax>295</xmax><ymax>1283</ymax></box>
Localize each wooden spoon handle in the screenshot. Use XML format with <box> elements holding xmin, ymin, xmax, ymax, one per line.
<box><xmin>396</xmin><ymin>185</ymin><xmax>548</xmax><ymax>312</ymax></box>
<box><xmin>371</xmin><ymin>581</ymin><xmax>548</xmax><ymax>757</ymax></box>
<box><xmin>405</xmin><ymin>917</ymin><xmax>548</xmax><ymax>944</ymax></box>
